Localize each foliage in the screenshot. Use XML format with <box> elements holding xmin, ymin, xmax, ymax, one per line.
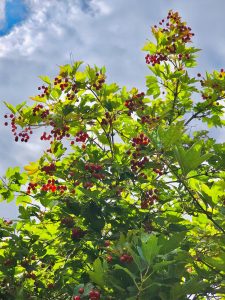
<box><xmin>1</xmin><ymin>10</ymin><xmax>225</xmax><ymax>299</ymax></box>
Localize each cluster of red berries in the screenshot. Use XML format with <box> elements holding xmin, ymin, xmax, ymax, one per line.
<box><xmin>54</xmin><ymin>76</ymin><xmax>63</xmax><ymax>85</ymax></box>
<box><xmin>120</xmin><ymin>253</ymin><xmax>133</xmax><ymax>263</ymax></box>
<box><xmin>156</xmin><ymin>11</ymin><xmax>194</xmax><ymax>44</ymax></box>
<box><xmin>76</xmin><ymin>130</ymin><xmax>89</xmax><ymax>142</ymax></box>
<box><xmin>41</xmin><ymin>179</ymin><xmax>67</xmax><ymax>193</ymax></box>
<box><xmin>130</xmin><ymin>156</ymin><xmax>149</xmax><ymax>176</ymax></box>
<box><xmin>47</xmin><ymin>283</ymin><xmax>54</xmax><ymax>289</ymax></box>
<box><xmin>66</xmin><ymin>93</ymin><xmax>75</xmax><ymax>101</ymax></box>
<box><xmin>21</xmin><ymin>258</ymin><xmax>30</xmax><ymax>268</ymax></box>
<box><xmin>3</xmin><ymin>259</ymin><xmax>14</xmax><ymax>266</ymax></box>
<box><xmin>3</xmin><ymin>219</ymin><xmax>13</xmax><ymax>226</ymax></box>
<box><xmin>153</xmin><ymin>168</ymin><xmax>164</xmax><ymax>176</ymax></box>
<box><xmin>66</xmin><ymin>84</ymin><xmax>78</xmax><ymax>100</ymax></box>
<box><xmin>71</xmin><ymin>227</ymin><xmax>86</xmax><ymax>241</ymax></box>
<box><xmin>93</xmin><ymin>73</ymin><xmax>105</xmax><ymax>90</ymax></box>
<box><xmin>83</xmin><ymin>181</ymin><xmax>94</xmax><ymax>189</ymax></box>
<box><xmin>61</xmin><ymin>216</ymin><xmax>74</xmax><ymax>228</ymax></box>
<box><xmin>41</xmin><ymin>179</ymin><xmax>57</xmax><ymax>192</ymax></box>
<box><xmin>32</xmin><ymin>104</ymin><xmax>44</xmax><ymax>116</ymax></box>
<box><xmin>103</xmin><ymin>240</ymin><xmax>133</xmax><ymax>265</ymax></box>
<box><xmin>132</xmin><ymin>133</ymin><xmax>150</xmax><ymax>147</ymax></box>
<box><xmin>124</xmin><ymin>92</ymin><xmax>145</xmax><ymax>113</ymax></box>
<box><xmin>26</xmin><ymin>182</ymin><xmax>38</xmax><ymax>194</ymax></box>
<box><xmin>106</xmin><ymin>254</ymin><xmax>113</xmax><ymax>262</ymax></box>
<box><xmin>4</xmin><ymin>113</ymin><xmax>14</xmax><ymax>126</ymax></box>
<box><xmin>219</xmin><ymin>68</ymin><xmax>225</xmax><ymax>78</ymax></box>
<box><xmin>84</xmin><ymin>163</ymin><xmax>105</xmax><ymax>180</ymax></box>
<box><xmin>71</xmin><ymin>131</ymin><xmax>89</xmax><ymax>145</ymax></box>
<box><xmin>40</xmin><ymin>109</ymin><xmax>50</xmax><ymax>119</ymax></box>
<box><xmin>127</xmin><ymin>134</ymin><xmax>151</xmax><ymax>177</ymax></box>
<box><xmin>74</xmin><ymin>288</ymin><xmax>100</xmax><ymax>300</ymax></box>
<box><xmin>199</xmin><ymin>69</ymin><xmax>225</xmax><ymax>100</ymax></box>
<box><xmin>141</xmin><ymin>115</ymin><xmax>160</xmax><ymax>124</ymax></box>
<box><xmin>4</xmin><ymin>114</ymin><xmax>33</xmax><ymax>142</ymax></box>
<box><xmin>145</xmin><ymin>53</ymin><xmax>168</xmax><ymax>66</ymax></box>
<box><xmin>178</xmin><ymin>53</ymin><xmax>191</xmax><ymax>61</ymax></box>
<box><xmin>50</xmin><ymin>124</ymin><xmax>70</xmax><ymax>141</ymax></box>
<box><xmin>84</xmin><ymin>162</ymin><xmax>101</xmax><ymax>170</ymax></box>
<box><xmin>101</xmin><ymin>111</ymin><xmax>115</xmax><ymax>126</ymax></box>
<box><xmin>88</xmin><ymin>289</ymin><xmax>101</xmax><ymax>300</ymax></box>
<box><xmin>104</xmin><ymin>240</ymin><xmax>111</xmax><ymax>247</ymax></box>
<box><xmin>141</xmin><ymin>189</ymin><xmax>158</xmax><ymax>209</ymax></box>
<box><xmin>73</xmin><ymin>287</ymin><xmax>84</xmax><ymax>300</ymax></box>
<box><xmin>145</xmin><ymin>11</ymin><xmax>195</xmax><ymax>66</ymax></box>
<box><xmin>16</xmin><ymin>128</ymin><xmax>31</xmax><ymax>142</ymax></box>
<box><xmin>54</xmin><ymin>77</ymin><xmax>70</xmax><ymax>91</ymax></box>
<box><xmin>38</xmin><ymin>85</ymin><xmax>49</xmax><ymax>98</ymax></box>
<box><xmin>25</xmin><ymin>272</ymin><xmax>36</xmax><ymax>280</ymax></box>
<box><xmin>41</xmin><ymin>163</ymin><xmax>56</xmax><ymax>174</ymax></box>
<box><xmin>201</xmin><ymin>93</ymin><xmax>210</xmax><ymax>100</ymax></box>
<box><xmin>40</xmin><ymin>131</ymin><xmax>52</xmax><ymax>141</ymax></box>
<box><xmin>71</xmin><ymin>83</ymin><xmax>79</xmax><ymax>93</ymax></box>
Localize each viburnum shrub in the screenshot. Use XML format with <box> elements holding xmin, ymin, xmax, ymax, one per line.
<box><xmin>1</xmin><ymin>10</ymin><xmax>225</xmax><ymax>300</ymax></box>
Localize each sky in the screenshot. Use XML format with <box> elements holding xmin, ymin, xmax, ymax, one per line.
<box><xmin>0</xmin><ymin>0</ymin><xmax>225</xmax><ymax>219</ymax></box>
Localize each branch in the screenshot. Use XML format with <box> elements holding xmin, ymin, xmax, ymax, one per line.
<box><xmin>184</xmin><ymin>96</ymin><xmax>223</xmax><ymax>126</ymax></box>
<box><xmin>169</xmin><ymin>79</ymin><xmax>180</xmax><ymax>124</ymax></box>
<box><xmin>162</xmin><ymin>158</ymin><xmax>225</xmax><ymax>234</ymax></box>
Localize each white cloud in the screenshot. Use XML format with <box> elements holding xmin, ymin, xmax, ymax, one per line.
<box><xmin>90</xmin><ymin>0</ymin><xmax>112</xmax><ymax>15</ymax></box>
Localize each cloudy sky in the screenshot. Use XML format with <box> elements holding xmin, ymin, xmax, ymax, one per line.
<box><xmin>0</xmin><ymin>0</ymin><xmax>225</xmax><ymax>218</ymax></box>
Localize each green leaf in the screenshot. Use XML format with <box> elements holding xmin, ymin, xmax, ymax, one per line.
<box><xmin>128</xmin><ymin>247</ymin><xmax>146</xmax><ymax>272</ymax></box>
<box><xmin>174</xmin><ymin>142</ymin><xmax>212</xmax><ymax>176</ymax></box>
<box><xmin>88</xmin><ymin>258</ymin><xmax>106</xmax><ymax>287</ymax></box>
<box><xmin>16</xmin><ymin>195</ymin><xmax>31</xmax><ymax>206</ymax></box>
<box><xmin>72</xmin><ymin>61</ymin><xmax>83</xmax><ymax>74</ymax></box>
<box><xmin>62</xmin><ymin>104</ymin><xmax>74</xmax><ymax>116</ymax></box>
<box><xmin>3</xmin><ymin>101</ymin><xmax>17</xmax><ymax>114</ymax></box>
<box><xmin>159</xmin><ymin>232</ymin><xmax>186</xmax><ymax>254</ymax></box>
<box><xmin>6</xmin><ymin>167</ymin><xmax>20</xmax><ymax>178</ymax></box>
<box><xmin>158</xmin><ymin>121</ymin><xmax>184</xmax><ymax>149</ymax></box>
<box><xmin>30</xmin><ymin>95</ymin><xmax>46</xmax><ymax>103</ymax></box>
<box><xmin>39</xmin><ymin>75</ymin><xmax>51</xmax><ymax>84</ymax></box>
<box><xmin>153</xmin><ymin>260</ymin><xmax>176</xmax><ymax>271</ymax></box>
<box><xmin>16</xmin><ymin>101</ymin><xmax>26</xmax><ymax>111</ymax></box>
<box><xmin>141</xmin><ymin>234</ymin><xmax>159</xmax><ymax>264</ymax></box>
<box><xmin>142</xmin><ymin>41</ymin><xmax>156</xmax><ymax>53</ymax></box>
<box><xmin>76</xmin><ymin>71</ymin><xmax>86</xmax><ymax>82</ymax></box>
<box><xmin>114</xmin><ymin>264</ymin><xmax>137</xmax><ymax>282</ymax></box>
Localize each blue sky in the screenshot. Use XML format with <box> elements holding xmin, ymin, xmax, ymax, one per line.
<box><xmin>0</xmin><ymin>0</ymin><xmax>225</xmax><ymax>218</ymax></box>
<box><xmin>0</xmin><ymin>0</ymin><xmax>28</xmax><ymax>36</ymax></box>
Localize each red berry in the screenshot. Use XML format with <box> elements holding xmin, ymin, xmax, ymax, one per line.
<box><xmin>89</xmin><ymin>289</ymin><xmax>100</xmax><ymax>299</ymax></box>
<box><xmin>78</xmin><ymin>287</ymin><xmax>84</xmax><ymax>294</ymax></box>
<box><xmin>74</xmin><ymin>296</ymin><xmax>81</xmax><ymax>300</ymax></box>
<box><xmin>120</xmin><ymin>255</ymin><xmax>126</xmax><ymax>263</ymax></box>
<box><xmin>106</xmin><ymin>255</ymin><xmax>113</xmax><ymax>262</ymax></box>
<box><xmin>104</xmin><ymin>240</ymin><xmax>110</xmax><ymax>247</ymax></box>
